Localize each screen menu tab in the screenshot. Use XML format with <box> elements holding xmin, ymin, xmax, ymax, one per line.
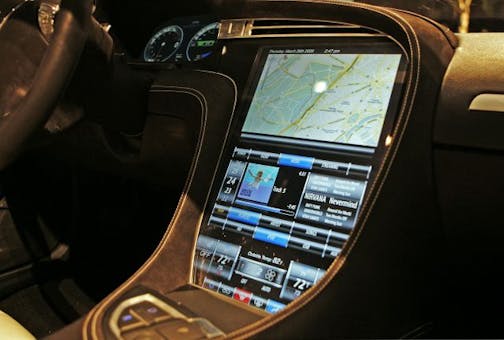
<box><xmin>193</xmin><ymin>45</ymin><xmax>405</xmax><ymax>314</ymax></box>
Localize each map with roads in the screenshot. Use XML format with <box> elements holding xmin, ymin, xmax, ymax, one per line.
<box><xmin>242</xmin><ymin>52</ymin><xmax>402</xmax><ymax>147</ymax></box>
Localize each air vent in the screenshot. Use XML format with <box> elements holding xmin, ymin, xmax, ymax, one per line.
<box><xmin>218</xmin><ymin>19</ymin><xmax>377</xmax><ymax>39</ymax></box>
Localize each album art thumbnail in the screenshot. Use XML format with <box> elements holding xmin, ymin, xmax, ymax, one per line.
<box><xmin>237</xmin><ymin>163</ymin><xmax>279</xmax><ymax>204</ymax></box>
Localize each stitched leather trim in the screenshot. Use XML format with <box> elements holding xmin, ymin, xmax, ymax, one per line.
<box><xmin>82</xmin><ymin>71</ymin><xmax>238</xmax><ymax>339</ymax></box>
<box><xmin>84</xmin><ymin>87</ymin><xmax>206</xmax><ymax>340</ymax></box>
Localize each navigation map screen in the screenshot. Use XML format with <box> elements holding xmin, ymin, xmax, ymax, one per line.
<box><xmin>193</xmin><ymin>43</ymin><xmax>405</xmax><ymax>314</ymax></box>
<box><xmin>242</xmin><ymin>49</ymin><xmax>402</xmax><ymax>147</ymax></box>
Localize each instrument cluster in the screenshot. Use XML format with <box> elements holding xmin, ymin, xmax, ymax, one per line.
<box><xmin>143</xmin><ymin>16</ymin><xmax>219</xmax><ymax>63</ymax></box>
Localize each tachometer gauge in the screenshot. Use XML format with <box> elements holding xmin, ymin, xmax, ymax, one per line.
<box><xmin>186</xmin><ymin>22</ymin><xmax>219</xmax><ymax>62</ymax></box>
<box><xmin>144</xmin><ymin>25</ymin><xmax>184</xmax><ymax>62</ymax></box>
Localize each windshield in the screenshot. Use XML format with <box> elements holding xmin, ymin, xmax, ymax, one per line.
<box><xmin>356</xmin><ymin>0</ymin><xmax>504</xmax><ymax>32</ymax></box>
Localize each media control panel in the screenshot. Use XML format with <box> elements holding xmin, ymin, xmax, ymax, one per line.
<box><xmin>194</xmin><ymin>145</ymin><xmax>368</xmax><ymax>312</ymax></box>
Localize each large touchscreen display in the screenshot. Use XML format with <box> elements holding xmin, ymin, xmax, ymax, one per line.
<box><xmin>193</xmin><ymin>45</ymin><xmax>404</xmax><ymax>314</ymax></box>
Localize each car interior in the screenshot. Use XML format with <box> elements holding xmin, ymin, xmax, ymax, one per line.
<box><xmin>0</xmin><ymin>0</ymin><xmax>503</xmax><ymax>338</ymax></box>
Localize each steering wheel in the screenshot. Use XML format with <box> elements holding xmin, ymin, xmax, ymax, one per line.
<box><xmin>0</xmin><ymin>0</ymin><xmax>94</xmax><ymax>171</ymax></box>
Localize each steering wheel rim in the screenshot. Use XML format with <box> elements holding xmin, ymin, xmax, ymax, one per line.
<box><xmin>0</xmin><ymin>0</ymin><xmax>93</xmax><ymax>170</ymax></box>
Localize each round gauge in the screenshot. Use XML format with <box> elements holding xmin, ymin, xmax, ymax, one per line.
<box><xmin>38</xmin><ymin>2</ymin><xmax>60</xmax><ymax>40</ymax></box>
<box><xmin>186</xmin><ymin>22</ymin><xmax>220</xmax><ymax>62</ymax></box>
<box><xmin>144</xmin><ymin>25</ymin><xmax>184</xmax><ymax>62</ymax></box>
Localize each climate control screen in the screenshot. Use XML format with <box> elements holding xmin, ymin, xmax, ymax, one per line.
<box><xmin>193</xmin><ymin>43</ymin><xmax>405</xmax><ymax>313</ymax></box>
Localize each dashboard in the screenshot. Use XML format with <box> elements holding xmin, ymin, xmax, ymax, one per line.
<box><xmin>43</xmin><ymin>0</ymin><xmax>504</xmax><ymax>338</ymax></box>
<box><xmin>3</xmin><ymin>0</ymin><xmax>504</xmax><ymax>338</ymax></box>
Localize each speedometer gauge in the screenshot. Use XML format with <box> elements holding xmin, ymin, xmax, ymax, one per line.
<box><xmin>144</xmin><ymin>25</ymin><xmax>184</xmax><ymax>62</ymax></box>
<box><xmin>186</xmin><ymin>22</ymin><xmax>220</xmax><ymax>61</ymax></box>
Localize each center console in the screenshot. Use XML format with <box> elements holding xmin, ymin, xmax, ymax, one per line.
<box><xmin>75</xmin><ymin>3</ymin><xmax>449</xmax><ymax>336</ymax></box>
<box><xmin>88</xmin><ymin>34</ymin><xmax>409</xmax><ymax>340</ymax></box>
<box><xmin>92</xmin><ymin>35</ymin><xmax>408</xmax><ymax>339</ymax></box>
